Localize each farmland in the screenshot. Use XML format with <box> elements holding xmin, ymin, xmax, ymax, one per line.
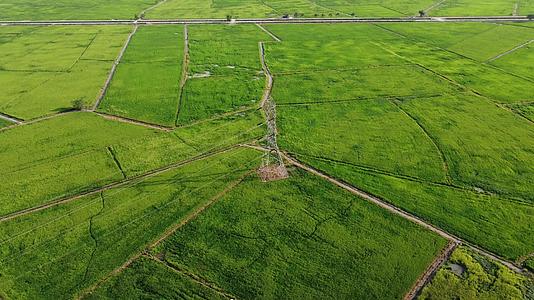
<box><xmin>1</xmin><ymin>3</ymin><xmax>534</xmax><ymax>300</ymax></box>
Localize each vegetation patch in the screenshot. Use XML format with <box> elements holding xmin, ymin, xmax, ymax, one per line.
<box><xmin>0</xmin><ymin>148</ymin><xmax>261</xmax><ymax>299</ymax></box>
<box><xmin>100</xmin><ymin>25</ymin><xmax>185</xmax><ymax>126</ymax></box>
<box><xmin>153</xmin><ymin>169</ymin><xmax>447</xmax><ymax>299</ymax></box>
<box><xmin>420</xmin><ymin>247</ymin><xmax>534</xmax><ymax>299</ymax></box>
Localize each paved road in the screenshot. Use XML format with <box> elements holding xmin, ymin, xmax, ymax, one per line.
<box><xmin>1</xmin><ymin>16</ymin><xmax>532</xmax><ymax>26</ymax></box>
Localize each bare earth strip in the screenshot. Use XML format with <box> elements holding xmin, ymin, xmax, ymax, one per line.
<box><xmin>94</xmin><ymin>111</ymin><xmax>173</xmax><ymax>131</ymax></box>
<box><xmin>92</xmin><ymin>25</ymin><xmax>138</xmax><ymax>111</ymax></box>
<box><xmin>256</xmin><ymin>23</ymin><xmax>282</xmax><ymax>42</ymax></box>
<box><xmin>78</xmin><ymin>169</ymin><xmax>253</xmax><ymax>299</ymax></box>
<box><xmin>404</xmin><ymin>241</ymin><xmax>459</xmax><ymax>300</ymax></box>
<box><xmin>0</xmin><ymin>112</ymin><xmax>23</xmax><ymax>124</ymax></box>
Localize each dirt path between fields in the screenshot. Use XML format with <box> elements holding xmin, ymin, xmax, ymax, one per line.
<box><xmin>423</xmin><ymin>0</ymin><xmax>446</xmax><ymax>15</ymax></box>
<box><xmin>0</xmin><ymin>110</ymin><xmax>77</xmax><ymax>133</ymax></box>
<box><xmin>404</xmin><ymin>241</ymin><xmax>459</xmax><ymax>300</ymax></box>
<box><xmin>77</xmin><ymin>170</ymin><xmax>251</xmax><ymax>299</ymax></box>
<box><xmin>92</xmin><ymin>25</ymin><xmax>138</xmax><ymax>111</ymax></box>
<box><xmin>138</xmin><ymin>0</ymin><xmax>169</xmax><ymax>19</ymax></box>
<box><xmin>174</xmin><ymin>24</ymin><xmax>189</xmax><ymax>125</ymax></box>
<box><xmin>487</xmin><ymin>39</ymin><xmax>533</xmax><ymax>62</ymax></box>
<box><xmin>94</xmin><ymin>111</ymin><xmax>173</xmax><ymax>131</ymax></box>
<box><xmin>0</xmin><ymin>112</ymin><xmax>23</xmax><ymax>124</ymax></box>
<box><xmin>0</xmin><ymin>145</ymin><xmax>241</xmax><ymax>223</ymax></box>
<box><xmin>256</xmin><ymin>23</ymin><xmax>281</xmax><ymax>42</ymax></box>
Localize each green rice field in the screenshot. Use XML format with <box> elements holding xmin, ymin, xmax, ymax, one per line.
<box><xmin>0</xmin><ymin>4</ymin><xmax>533</xmax><ymax>299</ymax></box>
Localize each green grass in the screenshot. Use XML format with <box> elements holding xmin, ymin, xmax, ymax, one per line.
<box><xmin>177</xmin><ymin>74</ymin><xmax>264</xmax><ymax>125</ymax></box>
<box><xmin>420</xmin><ymin>247</ymin><xmax>533</xmax><ymax>299</ymax></box>
<box><xmin>266</xmin><ymin>40</ymin><xmax>400</xmax><ymax>73</ymax></box>
<box><xmin>375</xmin><ymin>38</ymin><xmax>534</xmax><ymax>103</ymax></box>
<box><xmin>0</xmin><ymin>108</ymin><xmax>264</xmax><ymax>217</ymax></box>
<box><xmin>447</xmin><ymin>24</ymin><xmax>534</xmax><ymax>62</ymax></box>
<box><xmin>509</xmin><ymin>103</ymin><xmax>534</xmax><ymax>122</ymax></box>
<box><xmin>278</xmin><ymin>99</ymin><xmax>447</xmax><ymax>182</ymax></box>
<box><xmin>100</xmin><ymin>26</ymin><xmax>184</xmax><ymax>126</ymax></box>
<box><xmin>0</xmin><ymin>26</ymin><xmax>130</xmax><ymax>119</ymax></box>
<box><xmin>0</xmin><ymin>0</ymin><xmax>154</xmax><ymax>20</ymax></box>
<box><xmin>272</xmin><ymin>65</ymin><xmax>461</xmax><ymax>104</ymax></box>
<box><xmin>301</xmin><ymin>157</ymin><xmax>534</xmax><ymax>260</ymax></box>
<box><xmin>525</xmin><ymin>258</ymin><xmax>534</xmax><ymax>272</ymax></box>
<box><xmin>86</xmin><ymin>257</ymin><xmax>225</xmax><ymax>299</ymax></box>
<box><xmin>176</xmin><ymin>25</ymin><xmax>268</xmax><ymax>125</ymax></box>
<box><xmin>146</xmin><ymin>0</ymin><xmax>440</xmax><ymax>18</ymax></box>
<box><xmin>429</xmin><ymin>0</ymin><xmax>530</xmax><ymax>16</ymax></box>
<box><xmin>400</xmin><ymin>94</ymin><xmax>534</xmax><ymax>201</ymax></box>
<box><xmin>379</xmin><ymin>22</ymin><xmax>497</xmax><ymax>48</ymax></box>
<box><xmin>490</xmin><ymin>40</ymin><xmax>534</xmax><ymax>80</ymax></box>
<box><xmin>0</xmin><ymin>147</ymin><xmax>261</xmax><ymax>299</ymax></box>
<box><xmin>115</xmin><ymin>109</ymin><xmax>265</xmax><ymax>176</ymax></box>
<box><xmin>153</xmin><ymin>169</ymin><xmax>446</xmax><ymax>299</ymax></box>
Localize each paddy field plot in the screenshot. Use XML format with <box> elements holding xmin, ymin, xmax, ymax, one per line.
<box><xmin>429</xmin><ymin>0</ymin><xmax>534</xmax><ymax>16</ymax></box>
<box><xmin>1</xmin><ymin>20</ymin><xmax>534</xmax><ymax>300</ymax></box>
<box><xmin>0</xmin><ymin>0</ymin><xmax>154</xmax><ymax>21</ymax></box>
<box><xmin>0</xmin><ymin>26</ymin><xmax>131</xmax><ymax>120</ymax></box>
<box><xmin>146</xmin><ymin>0</ymin><xmax>441</xmax><ymax>18</ymax></box>
<box><xmin>177</xmin><ymin>25</ymin><xmax>269</xmax><ymax>125</ymax></box>
<box><xmin>141</xmin><ymin>169</ymin><xmax>446</xmax><ymax>299</ymax></box>
<box><xmin>267</xmin><ymin>23</ymin><xmax>534</xmax><ymax>260</ymax></box>
<box><xmin>0</xmin><ymin>148</ymin><xmax>261</xmax><ymax>299</ymax></box>
<box><xmin>0</xmin><ymin>109</ymin><xmax>263</xmax><ymax>217</ymax></box>
<box><xmin>99</xmin><ymin>25</ymin><xmax>185</xmax><ymax>126</ymax></box>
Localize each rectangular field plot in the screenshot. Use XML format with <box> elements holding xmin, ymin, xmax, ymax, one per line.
<box><xmin>277</xmin><ymin>99</ymin><xmax>448</xmax><ymax>183</ymax></box>
<box><xmin>266</xmin><ymin>40</ymin><xmax>401</xmax><ymax>73</ymax></box>
<box><xmin>0</xmin><ymin>108</ymin><xmax>264</xmax><ymax>217</ymax></box>
<box><xmin>0</xmin><ymin>0</ymin><xmax>153</xmax><ymax>20</ymax></box>
<box><xmin>447</xmin><ymin>24</ymin><xmax>534</xmax><ymax>62</ymax></box>
<box><xmin>376</xmin><ymin>39</ymin><xmax>534</xmax><ymax>103</ymax></box>
<box><xmin>399</xmin><ymin>94</ymin><xmax>534</xmax><ymax>201</ymax></box>
<box><xmin>176</xmin><ymin>25</ymin><xmax>269</xmax><ymax>125</ymax></box>
<box><xmin>429</xmin><ymin>0</ymin><xmax>517</xmax><ymax>16</ymax></box>
<box><xmin>114</xmin><ymin>109</ymin><xmax>265</xmax><ymax>176</ymax></box>
<box><xmin>0</xmin><ymin>113</ymin><xmax>154</xmax><ymax>216</ymax></box>
<box><xmin>0</xmin><ymin>26</ymin><xmax>130</xmax><ymax>120</ymax></box>
<box><xmin>99</xmin><ymin>25</ymin><xmax>184</xmax><ymax>126</ymax></box>
<box><xmin>177</xmin><ymin>74</ymin><xmax>264</xmax><ymax>125</ymax></box>
<box><xmin>152</xmin><ymin>170</ymin><xmax>446</xmax><ymax>299</ymax></box>
<box><xmin>146</xmin><ymin>0</ymin><xmax>275</xmax><ymax>19</ymax></box>
<box><xmin>0</xmin><ymin>148</ymin><xmax>261</xmax><ymax>299</ymax></box>
<box><xmin>490</xmin><ymin>41</ymin><xmax>534</xmax><ymax>80</ymax></box>
<box><xmin>272</xmin><ymin>65</ymin><xmax>461</xmax><ymax>104</ymax></box>
<box><xmin>380</xmin><ymin>23</ymin><xmax>497</xmax><ymax>49</ymax></box>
